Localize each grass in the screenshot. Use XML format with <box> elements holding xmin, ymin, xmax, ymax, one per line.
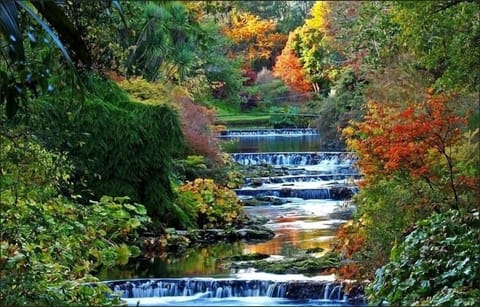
<box><xmin>216</xmin><ymin>114</ymin><xmax>271</xmax><ymax>127</ymax></box>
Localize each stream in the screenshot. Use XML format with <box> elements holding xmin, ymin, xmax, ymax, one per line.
<box><xmin>100</xmin><ymin>128</ymin><xmax>361</xmax><ymax>306</ymax></box>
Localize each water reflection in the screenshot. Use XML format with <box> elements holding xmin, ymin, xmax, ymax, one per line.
<box><xmin>97</xmin><ymin>200</ymin><xmax>346</xmax><ymax>280</ymax></box>
<box><xmin>221</xmin><ymin>135</ymin><xmax>322</xmax><ymax>153</ymax></box>
<box><xmin>243</xmin><ymin>200</ymin><xmax>344</xmax><ymax>257</ymax></box>
<box><xmin>97</xmin><ymin>243</ymin><xmax>245</xmax><ymax>280</ymax></box>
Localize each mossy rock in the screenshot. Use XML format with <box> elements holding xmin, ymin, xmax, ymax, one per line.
<box><xmin>253</xmin><ymin>253</ymin><xmax>341</xmax><ymax>275</ymax></box>
<box><xmin>228</xmin><ymin>253</ymin><xmax>270</xmax><ymax>261</ymax></box>
<box><xmin>304</xmin><ymin>247</ymin><xmax>324</xmax><ymax>254</ymax></box>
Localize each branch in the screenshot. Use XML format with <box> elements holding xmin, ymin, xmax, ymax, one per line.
<box><xmin>432</xmin><ymin>0</ymin><xmax>476</xmax><ymax>14</ymax></box>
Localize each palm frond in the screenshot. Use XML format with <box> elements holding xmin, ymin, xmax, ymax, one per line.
<box><xmin>0</xmin><ymin>0</ymin><xmax>24</xmax><ymax>61</ymax></box>
<box><xmin>16</xmin><ymin>1</ymin><xmax>73</xmax><ymax>65</ymax></box>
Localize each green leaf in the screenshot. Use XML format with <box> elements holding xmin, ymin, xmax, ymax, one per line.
<box><xmin>5</xmin><ymin>92</ymin><xmax>18</xmax><ymax>119</ymax></box>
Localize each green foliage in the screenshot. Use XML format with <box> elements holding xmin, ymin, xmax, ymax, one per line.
<box><xmin>347</xmin><ymin>2</ymin><xmax>400</xmax><ymax>68</ymax></box>
<box><xmin>393</xmin><ymin>1</ymin><xmax>480</xmax><ymax>92</ymax></box>
<box><xmin>245</xmin><ymin>78</ymin><xmax>290</xmax><ymax>110</ymax></box>
<box><xmin>0</xmin><ymin>135</ymin><xmax>148</xmax><ymax>305</ymax></box>
<box><xmin>127</xmin><ymin>1</ymin><xmax>205</xmax><ymax>82</ymax></box>
<box><xmin>350</xmin><ymin>179</ymin><xmax>434</xmax><ymax>275</ymax></box>
<box><xmin>314</xmin><ymin>67</ymin><xmax>365</xmax><ymax>149</ymax></box>
<box><xmin>118</xmin><ymin>77</ymin><xmax>171</xmax><ymax>105</ymax></box>
<box><xmin>368</xmin><ymin>210</ymin><xmax>480</xmax><ymax>306</ymax></box>
<box><xmin>0</xmin><ymin>0</ymin><xmax>80</xmax><ymax>119</ymax></box>
<box><xmin>268</xmin><ymin>105</ymin><xmax>308</xmax><ymax>128</ymax></box>
<box><xmin>176</xmin><ymin>178</ymin><xmax>246</xmax><ymax>229</ymax></box>
<box><xmin>233</xmin><ymin>1</ymin><xmax>314</xmax><ymax>34</ymax></box>
<box><xmin>30</xmin><ymin>75</ymin><xmax>186</xmax><ymax>228</ymax></box>
<box><xmin>348</xmin><ymin>1</ymin><xmax>479</xmax><ymax>92</ymax></box>
<box><xmin>194</xmin><ymin>19</ymin><xmax>244</xmax><ymax>100</ymax></box>
<box><xmin>175</xmin><ymin>154</ymin><xmax>244</xmax><ymax>189</ymax></box>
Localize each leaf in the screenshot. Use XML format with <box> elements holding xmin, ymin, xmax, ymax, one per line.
<box><xmin>0</xmin><ymin>0</ymin><xmax>25</xmax><ymax>61</ymax></box>
<box><xmin>16</xmin><ymin>1</ymin><xmax>73</xmax><ymax>65</ymax></box>
<box><xmin>5</xmin><ymin>89</ymin><xmax>19</xmax><ymax>119</ymax></box>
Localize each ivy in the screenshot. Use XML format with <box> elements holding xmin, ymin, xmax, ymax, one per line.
<box><xmin>367</xmin><ymin>210</ymin><xmax>480</xmax><ymax>306</ymax></box>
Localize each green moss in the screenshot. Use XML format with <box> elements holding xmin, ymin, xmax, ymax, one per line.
<box><xmin>230</xmin><ymin>253</ymin><xmax>341</xmax><ymax>275</ymax></box>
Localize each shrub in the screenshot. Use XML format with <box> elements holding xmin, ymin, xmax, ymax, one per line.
<box><xmin>367</xmin><ymin>210</ymin><xmax>480</xmax><ymax>306</ymax></box>
<box><xmin>255</xmin><ymin>67</ymin><xmax>275</xmax><ymax>84</ymax></box>
<box><xmin>120</xmin><ymin>78</ymin><xmax>221</xmax><ymax>162</ymax></box>
<box><xmin>31</xmin><ymin>76</ymin><xmax>187</xmax><ymax>228</ymax></box>
<box><xmin>176</xmin><ymin>178</ymin><xmax>246</xmax><ymax>229</ymax></box>
<box><xmin>0</xmin><ymin>136</ymin><xmax>148</xmax><ymax>305</ymax></box>
<box><xmin>177</xmin><ymin>95</ymin><xmax>221</xmax><ymax>161</ymax></box>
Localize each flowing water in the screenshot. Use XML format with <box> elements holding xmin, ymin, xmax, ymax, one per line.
<box><xmin>101</xmin><ymin>128</ymin><xmax>361</xmax><ymax>306</ymax></box>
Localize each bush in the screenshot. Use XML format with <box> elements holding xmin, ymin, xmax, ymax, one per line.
<box><xmin>120</xmin><ymin>78</ymin><xmax>221</xmax><ymax>162</ymax></box>
<box><xmin>31</xmin><ymin>76</ymin><xmax>187</xmax><ymax>228</ymax></box>
<box><xmin>0</xmin><ymin>136</ymin><xmax>148</xmax><ymax>305</ymax></box>
<box><xmin>367</xmin><ymin>210</ymin><xmax>480</xmax><ymax>306</ymax></box>
<box><xmin>176</xmin><ymin>178</ymin><xmax>246</xmax><ymax>229</ymax></box>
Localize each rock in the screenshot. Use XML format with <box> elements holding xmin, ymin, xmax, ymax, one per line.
<box><xmin>330</xmin><ymin>186</ymin><xmax>355</xmax><ymax>200</ymax></box>
<box><xmin>250</xmin><ymin>179</ymin><xmax>263</xmax><ymax>187</ymax></box>
<box><xmin>305</xmin><ymin>247</ymin><xmax>324</xmax><ymax>254</ymax></box>
<box><xmin>253</xmin><ymin>195</ymin><xmax>288</xmax><ymax>205</ymax></box>
<box><xmin>228</xmin><ymin>253</ymin><xmax>270</xmax><ymax>261</ymax></box>
<box><xmin>233</xmin><ymin>228</ymin><xmax>275</xmax><ymax>240</ymax></box>
<box><xmin>253</xmin><ymin>252</ymin><xmax>341</xmax><ymax>275</ymax></box>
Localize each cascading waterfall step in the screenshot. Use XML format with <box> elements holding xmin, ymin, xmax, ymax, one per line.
<box><xmin>218</xmin><ymin>128</ymin><xmax>319</xmax><ymax>137</ymax></box>
<box><xmin>244</xmin><ymin>174</ymin><xmax>361</xmax><ymax>185</ymax></box>
<box><xmin>231</xmin><ymin>152</ymin><xmax>357</xmax><ymax>168</ymax></box>
<box><xmin>101</xmin><ymin>278</ymin><xmax>362</xmax><ymax>303</ymax></box>
<box><xmin>235</xmin><ymin>186</ymin><xmax>358</xmax><ymax>200</ymax></box>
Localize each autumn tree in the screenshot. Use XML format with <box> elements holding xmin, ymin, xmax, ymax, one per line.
<box><xmin>288</xmin><ymin>1</ymin><xmax>343</xmax><ymax>94</ymax></box>
<box><xmin>344</xmin><ymin>92</ymin><xmax>477</xmax><ymax>210</ymax></box>
<box><xmin>222</xmin><ymin>12</ymin><xmax>286</xmax><ymax>70</ymax></box>
<box><xmin>337</xmin><ymin>91</ymin><xmax>479</xmax><ymax>279</ymax></box>
<box><xmin>272</xmin><ymin>43</ymin><xmax>311</xmax><ymax>93</ymax></box>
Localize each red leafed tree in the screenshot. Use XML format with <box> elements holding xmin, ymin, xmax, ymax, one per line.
<box><xmin>344</xmin><ymin>91</ymin><xmax>475</xmax><ymax>209</ymax></box>
<box><xmin>272</xmin><ymin>45</ymin><xmax>311</xmax><ymax>93</ymax></box>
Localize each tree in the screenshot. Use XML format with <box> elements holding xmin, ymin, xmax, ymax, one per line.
<box><xmin>344</xmin><ymin>92</ymin><xmax>476</xmax><ymax>210</ymax></box>
<box><xmin>233</xmin><ymin>1</ymin><xmax>315</xmax><ymax>34</ymax></box>
<box><xmin>289</xmin><ymin>1</ymin><xmax>340</xmax><ymax>94</ymax></box>
<box><xmin>393</xmin><ymin>1</ymin><xmax>480</xmax><ymax>92</ymax></box>
<box><xmin>222</xmin><ymin>12</ymin><xmax>287</xmax><ymax>70</ymax></box>
<box><xmin>272</xmin><ymin>43</ymin><xmax>311</xmax><ymax>93</ymax></box>
<box><xmin>126</xmin><ymin>1</ymin><xmax>203</xmax><ymax>82</ymax></box>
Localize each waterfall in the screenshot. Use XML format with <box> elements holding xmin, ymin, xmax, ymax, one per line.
<box><xmin>219</xmin><ymin>128</ymin><xmax>319</xmax><ymax>137</ymax></box>
<box><xmin>231</xmin><ymin>152</ymin><xmax>356</xmax><ymax>167</ymax></box>
<box><xmin>104</xmin><ymin>279</ymin><xmax>354</xmax><ymax>301</ymax></box>
<box><xmin>244</xmin><ymin>174</ymin><xmax>361</xmax><ymax>185</ymax></box>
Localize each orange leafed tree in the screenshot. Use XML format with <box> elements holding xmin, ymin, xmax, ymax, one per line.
<box><xmin>343</xmin><ymin>92</ymin><xmax>476</xmax><ymax>209</ymax></box>
<box><xmin>273</xmin><ymin>45</ymin><xmax>311</xmax><ymax>93</ymax></box>
<box><xmin>222</xmin><ymin>13</ymin><xmax>286</xmax><ymax>64</ymax></box>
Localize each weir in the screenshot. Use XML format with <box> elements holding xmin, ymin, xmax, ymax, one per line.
<box><xmin>219</xmin><ymin>128</ymin><xmax>319</xmax><ymax>137</ymax></box>
<box><xmin>100</xmin><ymin>129</ymin><xmax>365</xmax><ymax>306</ymax></box>
<box><xmin>104</xmin><ymin>278</ymin><xmax>349</xmax><ymax>301</ymax></box>
<box><xmin>231</xmin><ymin>152</ymin><xmax>356</xmax><ymax>167</ymax></box>
<box><xmin>244</xmin><ymin>174</ymin><xmax>361</xmax><ymax>185</ymax></box>
<box><xmin>236</xmin><ymin>187</ymin><xmax>333</xmax><ymax>199</ymax></box>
